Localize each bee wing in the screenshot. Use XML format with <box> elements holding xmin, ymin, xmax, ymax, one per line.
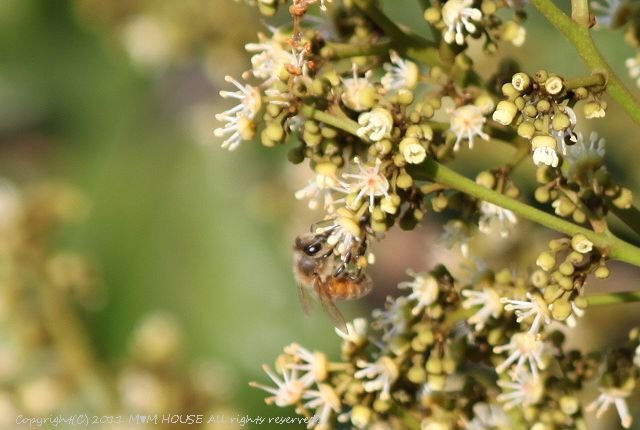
<box><xmin>297</xmin><ymin>283</ymin><xmax>314</xmax><ymax>316</ymax></box>
<box><xmin>315</xmin><ymin>279</ymin><xmax>347</xmax><ymax>333</ymax></box>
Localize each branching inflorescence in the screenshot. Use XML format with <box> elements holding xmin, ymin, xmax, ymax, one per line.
<box><xmin>217</xmin><ymin>0</ymin><xmax>640</xmax><ymax>428</ymax></box>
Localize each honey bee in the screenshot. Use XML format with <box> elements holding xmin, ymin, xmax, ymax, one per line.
<box><xmin>293</xmin><ymin>233</ymin><xmax>372</xmax><ymax>331</ymax></box>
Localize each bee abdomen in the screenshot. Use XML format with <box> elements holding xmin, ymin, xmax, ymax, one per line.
<box><xmin>328</xmin><ymin>277</ymin><xmax>371</xmax><ymax>300</ymax></box>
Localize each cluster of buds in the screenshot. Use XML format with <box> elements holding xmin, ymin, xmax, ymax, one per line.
<box><xmin>533</xmin><ymin>132</ymin><xmax>633</xmax><ymax>227</ymax></box>
<box><xmin>492</xmin><ymin>70</ymin><xmax>607</xmax><ymax>168</ymax></box>
<box><xmin>254</xmin><ymin>259</ymin><xmax>640</xmax><ymax>429</ymax></box>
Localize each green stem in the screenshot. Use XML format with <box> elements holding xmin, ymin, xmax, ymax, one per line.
<box><xmin>409</xmin><ymin>159</ymin><xmax>640</xmax><ymax>267</ymax></box>
<box><xmin>587</xmin><ymin>291</ymin><xmax>640</xmax><ymax>305</ymax></box>
<box><xmin>322</xmin><ymin>41</ymin><xmax>392</xmax><ymax>59</ymax></box>
<box><xmin>531</xmin><ymin>0</ymin><xmax>640</xmax><ymax>127</ymax></box>
<box><xmin>299</xmin><ymin>104</ymin><xmax>361</xmax><ymax>136</ymax></box>
<box><xmin>564</xmin><ymin>74</ymin><xmax>606</xmax><ymax>90</ymax></box>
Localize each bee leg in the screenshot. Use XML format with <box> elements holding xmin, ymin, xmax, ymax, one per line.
<box><xmin>333</xmin><ymin>263</ymin><xmax>346</xmax><ymax>278</ymax></box>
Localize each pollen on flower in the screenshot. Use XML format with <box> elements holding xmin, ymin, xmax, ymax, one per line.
<box><xmin>341</xmin><ymin>158</ymin><xmax>389</xmax><ymax>213</ymax></box>
<box><xmin>449</xmin><ymin>105</ymin><xmax>489</xmax><ymax>151</ymax></box>
<box><xmin>493</xmin><ymin>332</ymin><xmax>546</xmax><ymax>376</ymax></box>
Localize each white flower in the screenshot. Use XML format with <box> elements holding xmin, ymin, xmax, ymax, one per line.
<box><xmin>478</xmin><ymin>202</ymin><xmax>517</xmax><ymax>238</ymax></box>
<box><xmin>450</xmin><ymin>105</ymin><xmax>489</xmax><ymax>151</ymax></box>
<box><xmin>301</xmin><ymin>384</ymin><xmax>341</xmax><ymax>429</ymax></box>
<box><xmin>586</xmin><ymin>387</ymin><xmax>633</xmax><ymax>429</ymax></box>
<box><xmin>354</xmin><ymin>357</ymin><xmax>398</xmax><ymax>400</ymax></box>
<box><xmin>295</xmin><ymin>165</ymin><xmax>344</xmax><ymax>212</ymax></box>
<box><xmin>283</xmin><ymin>343</ymin><xmax>328</xmax><ymax>386</ymax></box>
<box><xmin>335</xmin><ymin>318</ymin><xmax>368</xmax><ymax>345</ymax></box>
<box><xmin>442</xmin><ymin>0</ymin><xmax>483</xmax><ymax>45</ymax></box>
<box><xmin>497</xmin><ymin>371</ymin><xmax>544</xmax><ymax>410</ymax></box>
<box><xmin>245</xmin><ymin>33</ymin><xmax>294</xmax><ymax>82</ymax></box>
<box><xmin>462</xmin><ymin>287</ymin><xmax>502</xmax><ymax>332</ymax></box>
<box><xmin>250</xmin><ymin>365</ymin><xmax>307</xmax><ymax>407</ymax></box>
<box><xmin>381</xmin><ymin>50</ymin><xmax>419</xmax><ymax>92</ymax></box>
<box><xmin>398</xmin><ymin>270</ymin><xmax>440</xmax><ymax>316</ymax></box>
<box><xmin>342</xmin><ymin>158</ymin><xmax>389</xmax><ymax>212</ymax></box>
<box><xmin>465</xmin><ymin>402</ymin><xmax>511</xmax><ymax>430</ymax></box>
<box><xmin>214</xmin><ymin>76</ymin><xmax>262</xmax><ymax>150</ymax></box>
<box><xmin>315</xmin><ymin>208</ymin><xmax>363</xmax><ymax>260</ymax></box>
<box><xmin>357</xmin><ymin>108</ymin><xmax>394</xmax><ymax>142</ymax></box>
<box><xmin>626</xmin><ymin>56</ymin><xmax>640</xmax><ymax>88</ymax></box>
<box><xmin>501</xmin><ymin>292</ymin><xmax>551</xmax><ymax>334</ymax></box>
<box><xmin>634</xmin><ymin>344</ymin><xmax>640</xmax><ymax>368</ymax></box>
<box><xmin>493</xmin><ymin>332</ymin><xmax>546</xmax><ymax>376</ymax></box>
<box><xmin>531</xmin><ymin>135</ymin><xmax>559</xmax><ymax>168</ymax></box>
<box><xmin>372</xmin><ymin>296</ymin><xmax>411</xmax><ymax>341</ymax></box>
<box><xmin>591</xmin><ymin>0</ymin><xmax>622</xmax><ymax>28</ymax></box>
<box><xmin>438</xmin><ymin>220</ymin><xmax>471</xmax><ymax>257</ymax></box>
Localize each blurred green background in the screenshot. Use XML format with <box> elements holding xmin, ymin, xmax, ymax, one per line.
<box><xmin>0</xmin><ymin>0</ymin><xmax>639</xmax><ymax>429</ymax></box>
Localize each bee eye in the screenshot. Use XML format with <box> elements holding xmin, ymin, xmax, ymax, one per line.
<box><xmin>304</xmin><ymin>243</ymin><xmax>321</xmax><ymax>255</ymax></box>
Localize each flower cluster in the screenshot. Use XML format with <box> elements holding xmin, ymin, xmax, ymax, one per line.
<box><xmin>492</xmin><ymin>70</ymin><xmax>607</xmax><ymax>169</ymax></box>
<box><xmin>210</xmin><ymin>2</ymin><xmax>640</xmax><ymax>430</ymax></box>
<box><xmin>253</xmin><ymin>261</ymin><xmax>640</xmax><ymax>429</ymax></box>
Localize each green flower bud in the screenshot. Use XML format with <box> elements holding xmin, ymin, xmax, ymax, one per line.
<box><xmin>476</xmin><ymin>171</ymin><xmax>496</xmax><ymax>189</ymax></box>
<box><xmin>558</xmin><ymin>262</ymin><xmax>575</xmax><ymax>276</ymax></box>
<box><xmin>424</xmin><ymin>7</ymin><xmax>441</xmax><ymax>23</ymax></box>
<box><xmin>501</xmin><ymin>83</ymin><xmax>519</xmax><ymax>97</ymax></box>
<box><xmin>351</xmin><ymin>406</ymin><xmax>372</xmax><ymax>429</ymax></box>
<box><xmin>408</xmin><ymin>365</ymin><xmax>427</xmax><ymax>383</ymax></box>
<box><xmin>531</xmin><ymin>269</ymin><xmax>549</xmax><ymax>288</ymax></box>
<box><xmin>551</xmin><ymin>299</ymin><xmax>572</xmax><ymax>320</ymax></box>
<box><xmin>515</xmin><ymin>96</ymin><xmax>526</xmax><ymax>110</ymax></box>
<box><xmin>519</xmin><ymin>121</ymin><xmax>537</xmax><ymax>141</ymax></box>
<box><xmin>491</xmin><ymin>100</ymin><xmax>518</xmax><ymax>125</ymax></box>
<box><xmin>552</xmin><ymin>113</ymin><xmax>570</xmax><ymax>131</ymax></box>
<box><xmin>536</xmin><ymin>251</ymin><xmax>556</xmax><ymax>271</ymax></box>
<box><xmin>396</xmin><ymin>172</ymin><xmax>414</xmax><ymax>189</ymax></box>
<box><xmin>536</xmin><ymin>100</ymin><xmax>551</xmax><ymax>113</ymax></box>
<box><xmin>535</xmin><ymin>186</ymin><xmax>551</xmax><ymax>203</ymax></box>
<box><xmin>595</xmin><ymin>265</ymin><xmax>610</xmax><ymax>279</ymax></box>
